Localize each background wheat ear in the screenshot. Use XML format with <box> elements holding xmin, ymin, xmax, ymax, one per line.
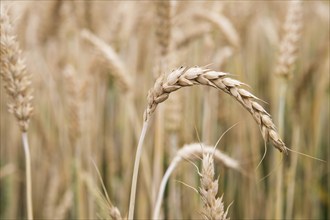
<box><xmin>1</xmin><ymin>7</ymin><xmax>33</xmax><ymax>132</ymax></box>
<box><xmin>0</xmin><ymin>6</ymin><xmax>34</xmax><ymax>220</ymax></box>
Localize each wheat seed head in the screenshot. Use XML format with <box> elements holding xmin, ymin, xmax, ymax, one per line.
<box><xmin>0</xmin><ymin>7</ymin><xmax>33</xmax><ymax>132</ymax></box>
<box><xmin>200</xmin><ymin>153</ymin><xmax>229</xmax><ymax>220</ymax></box>
<box><xmin>144</xmin><ymin>66</ymin><xmax>287</xmax><ymax>153</ymax></box>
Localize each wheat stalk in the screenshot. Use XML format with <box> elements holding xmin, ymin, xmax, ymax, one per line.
<box><xmin>144</xmin><ymin>66</ymin><xmax>287</xmax><ymax>153</ymax></box>
<box><xmin>0</xmin><ymin>7</ymin><xmax>34</xmax><ymax>219</ymax></box>
<box><xmin>153</xmin><ymin>143</ymin><xmax>241</xmax><ymax>219</ymax></box>
<box><xmin>273</xmin><ymin>1</ymin><xmax>302</xmax><ymax>219</ymax></box>
<box><xmin>200</xmin><ymin>153</ymin><xmax>230</xmax><ymax>220</ymax></box>
<box><xmin>129</xmin><ymin>65</ymin><xmax>287</xmax><ymax>219</ymax></box>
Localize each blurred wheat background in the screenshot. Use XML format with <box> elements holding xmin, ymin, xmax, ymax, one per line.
<box><xmin>0</xmin><ymin>1</ymin><xmax>329</xmax><ymax>219</ymax></box>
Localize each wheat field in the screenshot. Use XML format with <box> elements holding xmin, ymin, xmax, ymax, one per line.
<box><xmin>0</xmin><ymin>1</ymin><xmax>329</xmax><ymax>220</ymax></box>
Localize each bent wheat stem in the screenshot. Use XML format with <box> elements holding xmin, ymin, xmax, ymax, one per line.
<box><xmin>128</xmin><ymin>122</ymin><xmax>149</xmax><ymax>219</ymax></box>
<box><xmin>153</xmin><ymin>143</ymin><xmax>241</xmax><ymax>219</ymax></box>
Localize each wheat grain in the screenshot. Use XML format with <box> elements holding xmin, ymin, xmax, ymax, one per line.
<box><xmin>144</xmin><ymin>66</ymin><xmax>287</xmax><ymax>153</ymax></box>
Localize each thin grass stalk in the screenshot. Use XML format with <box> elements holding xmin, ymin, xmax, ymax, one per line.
<box><xmin>82</xmin><ymin>29</ymin><xmax>154</xmax><ymax>209</ymax></box>
<box><xmin>285</xmin><ymin>124</ymin><xmax>300</xmax><ymax>219</ymax></box>
<box><xmin>128</xmin><ymin>121</ymin><xmax>149</xmax><ymax>219</ymax></box>
<box><xmin>273</xmin><ymin>81</ymin><xmax>287</xmax><ymax>219</ymax></box>
<box><xmin>22</xmin><ymin>132</ymin><xmax>33</xmax><ymax>220</ymax></box>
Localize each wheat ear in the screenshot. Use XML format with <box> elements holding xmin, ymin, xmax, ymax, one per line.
<box><xmin>144</xmin><ymin>66</ymin><xmax>287</xmax><ymax>153</ymax></box>
<box><xmin>200</xmin><ymin>153</ymin><xmax>230</xmax><ymax>220</ymax></box>
<box><xmin>0</xmin><ymin>7</ymin><xmax>34</xmax><ymax>219</ymax></box>
<box><xmin>275</xmin><ymin>0</ymin><xmax>302</xmax><ymax>78</ymax></box>
<box><xmin>153</xmin><ymin>143</ymin><xmax>241</xmax><ymax>219</ymax></box>
<box><xmin>156</xmin><ymin>0</ymin><xmax>172</xmax><ymax>57</ymax></box>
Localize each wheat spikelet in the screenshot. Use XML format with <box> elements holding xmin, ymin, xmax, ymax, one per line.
<box><xmin>275</xmin><ymin>0</ymin><xmax>302</xmax><ymax>78</ymax></box>
<box><xmin>0</xmin><ymin>7</ymin><xmax>33</xmax><ymax>132</ymax></box>
<box><xmin>200</xmin><ymin>153</ymin><xmax>229</xmax><ymax>220</ymax></box>
<box><xmin>144</xmin><ymin>66</ymin><xmax>287</xmax><ymax>153</ymax></box>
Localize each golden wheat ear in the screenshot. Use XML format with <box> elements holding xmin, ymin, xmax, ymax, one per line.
<box><xmin>145</xmin><ymin>66</ymin><xmax>287</xmax><ymax>153</ymax></box>
<box><xmin>200</xmin><ymin>153</ymin><xmax>230</xmax><ymax>220</ymax></box>
<box><xmin>0</xmin><ymin>7</ymin><xmax>33</xmax><ymax>132</ymax></box>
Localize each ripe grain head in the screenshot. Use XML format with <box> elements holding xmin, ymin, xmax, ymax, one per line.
<box><xmin>144</xmin><ymin>66</ymin><xmax>287</xmax><ymax>153</ymax></box>
<box><xmin>0</xmin><ymin>7</ymin><xmax>33</xmax><ymax>132</ymax></box>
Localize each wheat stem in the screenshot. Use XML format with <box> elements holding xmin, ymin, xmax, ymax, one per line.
<box><xmin>128</xmin><ymin>121</ymin><xmax>149</xmax><ymax>219</ymax></box>
<box><xmin>22</xmin><ymin>132</ymin><xmax>33</xmax><ymax>220</ymax></box>
<box><xmin>153</xmin><ymin>143</ymin><xmax>241</xmax><ymax>219</ymax></box>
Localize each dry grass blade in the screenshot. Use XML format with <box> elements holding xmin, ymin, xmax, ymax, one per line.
<box><xmin>82</xmin><ymin>171</ymin><xmax>122</xmax><ymax>220</ymax></box>
<box><xmin>200</xmin><ymin>153</ymin><xmax>230</xmax><ymax>220</ymax></box>
<box><xmin>194</xmin><ymin>10</ymin><xmax>240</xmax><ymax>48</ymax></box>
<box><xmin>174</xmin><ymin>24</ymin><xmax>212</xmax><ymax>49</ymax></box>
<box><xmin>81</xmin><ymin>29</ymin><xmax>132</xmax><ymax>92</ymax></box>
<box><xmin>144</xmin><ymin>66</ymin><xmax>287</xmax><ymax>153</ymax></box>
